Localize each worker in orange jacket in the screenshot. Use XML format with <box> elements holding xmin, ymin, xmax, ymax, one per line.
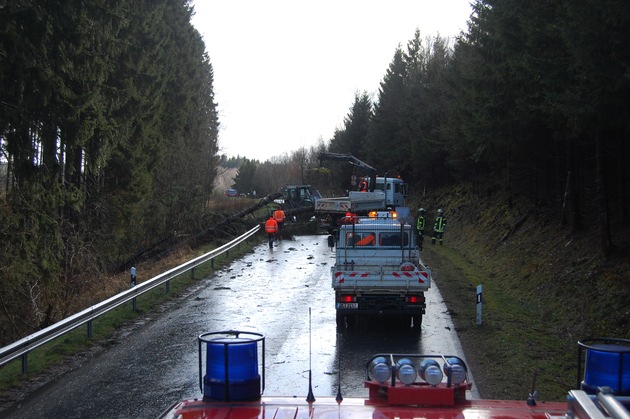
<box><xmin>265</xmin><ymin>216</ymin><xmax>278</xmax><ymax>248</ymax></box>
<box><xmin>273</xmin><ymin>206</ymin><xmax>286</xmax><ymax>240</ymax></box>
<box><xmin>358</xmin><ymin>177</ymin><xmax>368</xmax><ymax>192</ymax></box>
<box><xmin>341</xmin><ymin>211</ymin><xmax>357</xmax><ymax>225</ymax></box>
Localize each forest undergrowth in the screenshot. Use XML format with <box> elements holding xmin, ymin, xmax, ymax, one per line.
<box><xmin>416</xmin><ymin>182</ymin><xmax>630</xmax><ymax>401</ymax></box>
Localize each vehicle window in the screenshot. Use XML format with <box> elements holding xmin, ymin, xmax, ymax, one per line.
<box><xmin>345</xmin><ymin>232</ymin><xmax>376</xmax><ymax>246</ymax></box>
<box><xmin>379</xmin><ymin>233</ymin><xmax>409</xmax><ymax>246</ymax></box>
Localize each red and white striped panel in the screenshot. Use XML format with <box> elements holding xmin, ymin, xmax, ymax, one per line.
<box><xmin>334</xmin><ymin>271</ymin><xmax>370</xmax><ymax>283</ymax></box>
<box><xmin>391</xmin><ymin>271</ymin><xmax>429</xmax><ymax>284</ymax></box>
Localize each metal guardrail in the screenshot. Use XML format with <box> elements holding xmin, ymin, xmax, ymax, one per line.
<box><xmin>0</xmin><ymin>225</ymin><xmax>261</xmax><ymax>371</ymax></box>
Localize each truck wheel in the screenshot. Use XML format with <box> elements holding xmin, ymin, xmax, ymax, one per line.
<box><xmin>336</xmin><ymin>312</ymin><xmax>345</xmax><ymax>328</ymax></box>
<box><xmin>412</xmin><ymin>315</ymin><xmax>422</xmax><ymax>328</ymax></box>
<box><xmin>397</xmin><ymin>316</ymin><xmax>407</xmax><ymax>328</ymax></box>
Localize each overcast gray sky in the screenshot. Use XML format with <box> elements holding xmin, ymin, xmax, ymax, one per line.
<box><xmin>191</xmin><ymin>1</ymin><xmax>472</xmax><ymax>162</ymax></box>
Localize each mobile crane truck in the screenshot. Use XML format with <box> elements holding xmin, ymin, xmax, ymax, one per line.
<box><xmin>315</xmin><ymin>152</ymin><xmax>408</xmax><ymax>234</ymax></box>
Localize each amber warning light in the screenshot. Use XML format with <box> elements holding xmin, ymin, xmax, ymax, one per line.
<box><xmin>368</xmin><ymin>210</ymin><xmax>397</xmax><ymax>218</ymax></box>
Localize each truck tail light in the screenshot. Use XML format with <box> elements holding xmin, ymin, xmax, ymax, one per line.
<box><xmin>406</xmin><ymin>295</ymin><xmax>424</xmax><ymax>304</ymax></box>
<box><xmin>339</xmin><ymin>295</ymin><xmax>356</xmax><ymax>303</ymax></box>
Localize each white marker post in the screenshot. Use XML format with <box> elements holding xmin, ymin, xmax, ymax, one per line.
<box><xmin>131</xmin><ymin>267</ymin><xmax>137</xmax><ymax>311</ymax></box>
<box><xmin>476</xmin><ymin>284</ymin><xmax>483</xmax><ymax>325</ymax></box>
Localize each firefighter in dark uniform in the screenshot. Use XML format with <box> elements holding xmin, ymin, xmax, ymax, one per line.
<box><xmin>416</xmin><ymin>208</ymin><xmax>426</xmax><ymax>250</ymax></box>
<box><xmin>431</xmin><ymin>208</ymin><xmax>446</xmax><ymax>245</ymax></box>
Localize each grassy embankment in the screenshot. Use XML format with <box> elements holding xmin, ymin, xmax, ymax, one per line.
<box><xmin>415</xmin><ymin>182</ymin><xmax>629</xmax><ymax>401</ymax></box>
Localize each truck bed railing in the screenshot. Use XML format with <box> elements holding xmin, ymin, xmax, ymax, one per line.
<box><xmin>335</xmin><ymin>255</ymin><xmax>419</xmax><ymax>267</ymax></box>
<box><xmin>333</xmin><ymin>279</ymin><xmax>430</xmax><ymax>290</ymax></box>
<box><xmin>332</xmin><ymin>268</ymin><xmax>431</xmax><ymax>289</ymax></box>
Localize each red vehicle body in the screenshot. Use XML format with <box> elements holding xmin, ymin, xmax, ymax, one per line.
<box><xmin>162</xmin><ymin>394</ymin><xmax>571</xmax><ymax>418</ymax></box>
<box><xmin>159</xmin><ymin>334</ymin><xmax>630</xmax><ymax>419</ymax></box>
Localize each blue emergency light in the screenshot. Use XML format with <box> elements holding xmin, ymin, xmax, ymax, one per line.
<box><xmin>579</xmin><ymin>338</ymin><xmax>630</xmax><ymax>396</ymax></box>
<box><xmin>199</xmin><ymin>331</ymin><xmax>265</xmax><ymax>401</ymax></box>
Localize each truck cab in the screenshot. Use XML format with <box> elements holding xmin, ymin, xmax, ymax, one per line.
<box><xmin>372</xmin><ymin>177</ymin><xmax>407</xmax><ymax>208</ymax></box>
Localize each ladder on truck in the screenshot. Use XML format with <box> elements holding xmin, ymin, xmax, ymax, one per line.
<box><xmin>564</xmin><ymin>387</ymin><xmax>630</xmax><ymax>419</ymax></box>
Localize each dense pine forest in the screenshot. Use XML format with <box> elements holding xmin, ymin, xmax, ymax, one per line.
<box><xmin>0</xmin><ymin>0</ymin><xmax>219</xmax><ymax>344</ymax></box>
<box><xmin>1</xmin><ymin>0</ymin><xmax>629</xmax><ymax>347</ymax></box>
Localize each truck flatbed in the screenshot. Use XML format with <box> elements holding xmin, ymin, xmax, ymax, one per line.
<box><xmin>315</xmin><ymin>191</ymin><xmax>387</xmax><ymax>213</ymax></box>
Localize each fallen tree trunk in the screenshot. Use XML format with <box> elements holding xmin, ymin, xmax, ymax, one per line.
<box><xmin>194</xmin><ymin>193</ymin><xmax>284</xmax><ymax>243</ymax></box>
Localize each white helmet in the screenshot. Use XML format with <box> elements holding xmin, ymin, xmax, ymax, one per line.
<box><xmin>418</xmin><ymin>207</ymin><xmax>425</xmax><ymax>212</ymax></box>
<box><xmin>437</xmin><ymin>208</ymin><xmax>443</xmax><ymax>214</ymax></box>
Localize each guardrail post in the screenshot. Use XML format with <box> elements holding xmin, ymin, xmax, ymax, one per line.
<box><xmin>87</xmin><ymin>320</ymin><xmax>93</xmax><ymax>338</ymax></box>
<box><xmin>166</xmin><ymin>280</ymin><xmax>170</xmax><ymax>293</ymax></box>
<box><xmin>211</xmin><ymin>259</ymin><xmax>214</xmax><ymax>269</ymax></box>
<box><xmin>21</xmin><ymin>353</ymin><xmax>28</xmax><ymax>374</ymax></box>
<box><xmin>191</xmin><ymin>267</ymin><xmax>196</xmax><ymax>280</ymax></box>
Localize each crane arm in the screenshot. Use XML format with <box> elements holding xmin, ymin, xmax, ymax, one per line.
<box><xmin>317</xmin><ymin>152</ymin><xmax>378</xmax><ymax>191</ymax></box>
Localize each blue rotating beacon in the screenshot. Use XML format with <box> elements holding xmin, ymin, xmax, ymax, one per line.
<box><xmin>198</xmin><ymin>330</ymin><xmax>265</xmax><ymax>401</ymax></box>
<box><xmin>578</xmin><ymin>337</ymin><xmax>630</xmax><ymax>397</ymax></box>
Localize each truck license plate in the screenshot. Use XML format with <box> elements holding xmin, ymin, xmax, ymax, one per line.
<box><xmin>337</xmin><ymin>303</ymin><xmax>358</xmax><ymax>309</ymax></box>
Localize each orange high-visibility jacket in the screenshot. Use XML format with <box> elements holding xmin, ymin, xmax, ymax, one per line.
<box><xmin>358</xmin><ymin>179</ymin><xmax>368</xmax><ymax>192</ymax></box>
<box><xmin>356</xmin><ymin>233</ymin><xmax>375</xmax><ymax>246</ymax></box>
<box><xmin>273</xmin><ymin>209</ymin><xmax>286</xmax><ymax>223</ymax></box>
<box><xmin>265</xmin><ymin>217</ymin><xmax>278</xmax><ymax>233</ymax></box>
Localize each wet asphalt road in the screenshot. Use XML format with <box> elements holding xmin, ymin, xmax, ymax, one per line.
<box><xmin>2</xmin><ymin>234</ymin><xmax>476</xmax><ymax>418</ymax></box>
